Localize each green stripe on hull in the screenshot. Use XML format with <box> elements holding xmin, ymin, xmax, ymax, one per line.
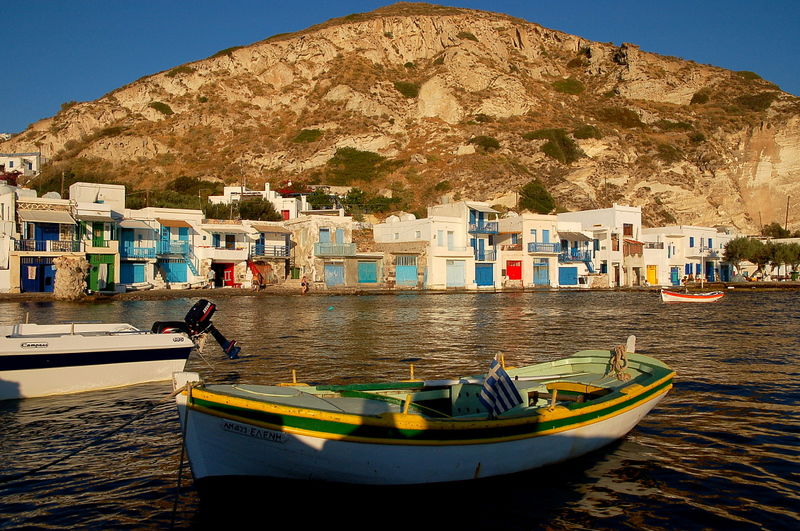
<box><xmin>190</xmin><ymin>378</ymin><xmax>673</xmax><ymax>444</ymax></box>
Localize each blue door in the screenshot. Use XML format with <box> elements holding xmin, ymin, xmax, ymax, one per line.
<box><xmin>671</xmin><ymin>267</ymin><xmax>680</xmax><ymax>285</ymax></box>
<box><xmin>161</xmin><ymin>260</ymin><xmax>187</xmax><ymax>283</ymax></box>
<box><xmin>396</xmin><ymin>256</ymin><xmax>417</xmax><ymax>286</ymax></box>
<box><xmin>335</xmin><ymin>228</ymin><xmax>344</xmax><ymax>244</ymax></box>
<box><xmin>720</xmin><ymin>264</ymin><xmax>731</xmax><ymax>282</ymax></box>
<box><xmin>446</xmin><ymin>260</ymin><xmax>465</xmax><ymax>287</ymax></box>
<box><xmin>358</xmin><ymin>261</ymin><xmax>377</xmax><ymax>283</ymax></box>
<box><xmin>558</xmin><ymin>267</ymin><xmax>578</xmax><ymax>286</ymax></box>
<box><xmin>475</xmin><ymin>263</ymin><xmax>494</xmax><ymax>286</ymax></box>
<box><xmin>324</xmin><ymin>263</ymin><xmax>344</xmax><ymax>286</ymax></box>
<box><xmin>705</xmin><ymin>262</ymin><xmax>715</xmax><ymax>282</ymax></box>
<box><xmin>178</xmin><ymin>227</ymin><xmax>189</xmax><ymax>241</ymax></box>
<box><xmin>533</xmin><ymin>261</ymin><xmax>550</xmax><ymax>285</ymax></box>
<box><xmin>542</xmin><ymin>230</ymin><xmax>550</xmax><ymax>243</ymax></box>
<box><xmin>319</xmin><ymin>228</ymin><xmax>330</xmax><ymax>244</ymax></box>
<box><xmin>20</xmin><ymin>258</ymin><xmax>55</xmax><ymax>293</ymax></box>
<box><xmin>121</xmin><ymin>263</ymin><xmax>146</xmax><ymax>284</ymax></box>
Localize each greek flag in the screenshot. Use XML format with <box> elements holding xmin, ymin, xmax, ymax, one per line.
<box><xmin>479</xmin><ymin>356</ymin><xmax>523</xmax><ymax>418</ymax></box>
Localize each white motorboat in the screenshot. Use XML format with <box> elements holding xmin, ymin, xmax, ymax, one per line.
<box><xmin>0</xmin><ymin>299</ymin><xmax>239</xmax><ymax>400</ymax></box>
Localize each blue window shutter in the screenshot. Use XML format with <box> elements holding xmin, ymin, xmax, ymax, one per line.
<box><xmin>542</xmin><ymin>230</ymin><xmax>549</xmax><ymax>243</ymax></box>
<box><xmin>689</xmin><ymin>237</ymin><xmax>695</xmax><ymax>248</ymax></box>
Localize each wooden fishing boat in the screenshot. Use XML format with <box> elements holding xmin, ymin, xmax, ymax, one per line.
<box><xmin>660</xmin><ymin>288</ymin><xmax>724</xmax><ymax>303</ymax></box>
<box><xmin>173</xmin><ymin>339</ymin><xmax>674</xmax><ymax>485</ymax></box>
<box><xmin>0</xmin><ymin>299</ymin><xmax>239</xmax><ymax>400</ymax></box>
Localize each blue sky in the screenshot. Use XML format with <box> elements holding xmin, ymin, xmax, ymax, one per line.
<box><xmin>2</xmin><ymin>1</ymin><xmax>798</xmax><ymax>134</ymax></box>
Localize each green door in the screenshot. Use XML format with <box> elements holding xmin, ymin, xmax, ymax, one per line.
<box><xmin>88</xmin><ymin>254</ymin><xmax>115</xmax><ymax>292</ymax></box>
<box><xmin>92</xmin><ymin>222</ymin><xmax>105</xmax><ymax>247</ymax></box>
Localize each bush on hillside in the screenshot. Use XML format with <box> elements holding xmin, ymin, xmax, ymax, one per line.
<box><xmin>523</xmin><ymin>129</ymin><xmax>583</xmax><ymax>164</ymax></box>
<box><xmin>552</xmin><ymin>77</ymin><xmax>585</xmax><ymax>95</ymax></box>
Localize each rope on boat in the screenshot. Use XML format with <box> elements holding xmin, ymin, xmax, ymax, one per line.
<box><xmin>0</xmin><ymin>385</ymin><xmax>188</xmax><ymax>489</ymax></box>
<box><xmin>609</xmin><ymin>344</ymin><xmax>631</xmax><ymax>381</ymax></box>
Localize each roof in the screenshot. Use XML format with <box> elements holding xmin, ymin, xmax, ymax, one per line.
<box><xmin>465</xmin><ymin>202</ymin><xmax>498</xmax><ymax>214</ymax></box>
<box><xmin>199</xmin><ymin>224</ymin><xmax>249</xmax><ymax>234</ymax></box>
<box><xmin>249</xmin><ymin>223</ymin><xmax>292</xmax><ymax>234</ymax></box>
<box><xmin>17</xmin><ymin>209</ymin><xmax>75</xmax><ymax>225</ymax></box>
<box><xmin>76</xmin><ymin>214</ymin><xmax>115</xmax><ymax>223</ymax></box>
<box><xmin>558</xmin><ymin>231</ymin><xmax>591</xmax><ymax>241</ymax></box>
<box><xmin>156</xmin><ymin>218</ymin><xmax>192</xmax><ymax>228</ymax></box>
<box><xmin>119</xmin><ymin>219</ymin><xmax>153</xmax><ymax>230</ymax></box>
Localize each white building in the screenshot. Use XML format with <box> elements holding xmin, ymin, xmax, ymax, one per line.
<box><xmin>208</xmin><ymin>183</ymin><xmax>309</xmax><ymax>220</ymax></box>
<box><xmin>496</xmin><ymin>213</ymin><xmax>560</xmax><ymax>288</ymax></box>
<box><xmin>642</xmin><ymin>225</ymin><xmax>736</xmax><ymax>284</ymax></box>
<box><xmin>0</xmin><ymin>152</ymin><xmax>42</xmax><ymax>177</ymax></box>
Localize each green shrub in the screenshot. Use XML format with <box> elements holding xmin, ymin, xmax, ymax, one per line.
<box><xmin>60</xmin><ymin>101</ymin><xmax>78</xmax><ymax>112</ymax></box>
<box><xmin>457</xmin><ymin>31</ymin><xmax>478</xmax><ymax>42</ymax></box>
<box><xmin>434</xmin><ymin>180</ymin><xmax>452</xmax><ymax>192</ymax></box>
<box><xmin>197</xmin><ymin>96</ymin><xmax>208</xmax><ymax>103</ymax></box>
<box><xmin>166</xmin><ymin>65</ymin><xmax>195</xmax><ymax>77</ymax></box>
<box><xmin>552</xmin><ymin>77</ymin><xmax>585</xmax><ymax>95</ymax></box>
<box><xmin>519</xmin><ymin>179</ymin><xmax>556</xmax><ymax>214</ymax></box>
<box><xmin>292</xmin><ymin>129</ymin><xmax>322</xmax><ymax>143</ymax></box>
<box><xmin>468</xmin><ymin>136</ymin><xmax>500</xmax><ymax>152</ymax></box>
<box><xmin>735</xmin><ymin>92</ymin><xmax>778</xmax><ymax>111</ymax></box>
<box><xmin>474</xmin><ymin>113</ymin><xmax>493</xmax><ymax>123</ymax></box>
<box><xmin>393</xmin><ymin>81</ymin><xmax>420</xmax><ymax>98</ymax></box>
<box><xmin>690</xmin><ymin>90</ymin><xmax>710</xmax><ymax>104</ymax></box>
<box><xmin>736</xmin><ymin>71</ymin><xmax>762</xmax><ymax>81</ymax></box>
<box><xmin>566</xmin><ymin>58</ymin><xmax>585</xmax><ymax>69</ymax></box>
<box><xmin>523</xmin><ymin>129</ymin><xmax>583</xmax><ymax>164</ymax></box>
<box><xmin>656</xmin><ymin>143</ymin><xmax>682</xmax><ymax>164</ymax></box>
<box><xmin>384</xmin><ymin>31</ymin><xmax>394</xmax><ymax>38</ymax></box>
<box><xmin>433</xmin><ymin>55</ymin><xmax>445</xmax><ymax>65</ymax></box>
<box><xmin>655</xmin><ymin>119</ymin><xmax>693</xmax><ymax>131</ymax></box>
<box><xmin>326</xmin><ymin>147</ymin><xmax>396</xmax><ymax>184</ymax></box>
<box><xmin>210</xmin><ymin>46</ymin><xmax>244</xmax><ymax>59</ymax></box>
<box><xmin>572</xmin><ymin>124</ymin><xmax>602</xmax><ymax>139</ymax></box>
<box><xmin>689</xmin><ymin>132</ymin><xmax>706</xmax><ymax>143</ymax></box>
<box><xmin>148</xmin><ymin>102</ymin><xmax>174</xmax><ymax>116</ymax></box>
<box><xmin>595</xmin><ymin>107</ymin><xmax>643</xmax><ymax>128</ymax></box>
<box><xmin>404</xmin><ymin>61</ymin><xmax>416</xmax><ymax>69</ymax></box>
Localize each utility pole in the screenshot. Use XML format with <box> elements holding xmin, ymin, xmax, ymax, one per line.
<box><xmin>785</xmin><ymin>195</ymin><xmax>791</xmax><ymax>232</ymax></box>
<box><xmin>60</xmin><ymin>171</ymin><xmax>65</xmax><ymax>198</ymax></box>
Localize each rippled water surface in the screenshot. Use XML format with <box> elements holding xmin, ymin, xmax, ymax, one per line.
<box><xmin>0</xmin><ymin>291</ymin><xmax>798</xmax><ymax>529</ymax></box>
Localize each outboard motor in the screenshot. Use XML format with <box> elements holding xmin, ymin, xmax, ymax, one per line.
<box><xmin>152</xmin><ymin>299</ymin><xmax>240</xmax><ymax>359</ymax></box>
<box><xmin>183</xmin><ymin>299</ymin><xmax>240</xmax><ymax>359</ymax></box>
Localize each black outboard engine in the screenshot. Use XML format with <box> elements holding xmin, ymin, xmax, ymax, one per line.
<box><xmin>153</xmin><ymin>299</ymin><xmax>240</xmax><ymax>359</ymax></box>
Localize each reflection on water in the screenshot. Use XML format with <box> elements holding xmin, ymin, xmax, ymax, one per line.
<box><xmin>0</xmin><ymin>291</ymin><xmax>798</xmax><ymax>529</ymax></box>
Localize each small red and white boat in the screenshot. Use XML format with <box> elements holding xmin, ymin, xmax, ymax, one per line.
<box><xmin>660</xmin><ymin>288</ymin><xmax>725</xmax><ymax>303</ymax></box>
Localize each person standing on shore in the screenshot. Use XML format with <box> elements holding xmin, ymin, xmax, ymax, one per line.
<box><xmin>206</xmin><ymin>268</ymin><xmax>216</xmax><ymax>289</ymax></box>
<box><xmin>301</xmin><ymin>275</ymin><xmax>309</xmax><ymax>295</ymax></box>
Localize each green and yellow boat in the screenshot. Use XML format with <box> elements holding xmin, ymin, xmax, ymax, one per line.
<box><xmin>173</xmin><ymin>339</ymin><xmax>673</xmax><ymax>485</ymax></box>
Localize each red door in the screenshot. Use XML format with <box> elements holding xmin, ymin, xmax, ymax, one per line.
<box><xmin>507</xmin><ymin>260</ymin><xmax>522</xmax><ymax>280</ymax></box>
<box><xmin>223</xmin><ymin>263</ymin><xmax>235</xmax><ymax>286</ymax></box>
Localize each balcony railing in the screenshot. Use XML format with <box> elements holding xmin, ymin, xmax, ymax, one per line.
<box><xmin>15</xmin><ymin>239</ymin><xmax>81</xmax><ymax>252</ymax></box>
<box><xmin>474</xmin><ymin>249</ymin><xmax>496</xmax><ymax>261</ymax></box>
<box><xmin>468</xmin><ymin>222</ymin><xmax>499</xmax><ymax>234</ymax></box>
<box><xmin>528</xmin><ymin>242</ymin><xmax>561</xmax><ymax>253</ymax></box>
<box><xmin>157</xmin><ymin>240</ymin><xmax>189</xmax><ymax>255</ymax></box>
<box><xmin>314</xmin><ymin>242</ymin><xmax>356</xmax><ymax>257</ymax></box>
<box><xmin>644</xmin><ymin>242</ymin><xmax>664</xmax><ymax>249</ymax></box>
<box><xmin>252</xmin><ymin>244</ymin><xmax>290</xmax><ymax>257</ymax></box>
<box><xmin>559</xmin><ymin>249</ymin><xmax>592</xmax><ymax>262</ymax></box>
<box><xmin>500</xmin><ymin>243</ymin><xmax>522</xmax><ymax>251</ymax></box>
<box><xmin>121</xmin><ymin>242</ymin><xmax>156</xmax><ymax>259</ymax></box>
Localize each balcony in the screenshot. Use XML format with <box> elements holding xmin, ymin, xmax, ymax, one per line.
<box><xmin>468</xmin><ymin>222</ymin><xmax>499</xmax><ymax>234</ymax></box>
<box><xmin>157</xmin><ymin>240</ymin><xmax>189</xmax><ymax>255</ymax></box>
<box><xmin>474</xmin><ymin>249</ymin><xmax>496</xmax><ymax>261</ymax></box>
<box><xmin>528</xmin><ymin>242</ymin><xmax>561</xmax><ymax>254</ymax></box>
<box><xmin>314</xmin><ymin>242</ymin><xmax>356</xmax><ymax>257</ymax></box>
<box><xmin>84</xmin><ymin>239</ymin><xmax>119</xmax><ymax>253</ymax></box>
<box><xmin>14</xmin><ymin>239</ymin><xmax>81</xmax><ymax>253</ymax></box>
<box><xmin>559</xmin><ymin>249</ymin><xmax>592</xmax><ymax>263</ymax></box>
<box><xmin>204</xmin><ymin>245</ymin><xmax>250</xmax><ymax>261</ymax></box>
<box><xmin>121</xmin><ymin>242</ymin><xmax>156</xmax><ymax>259</ymax></box>
<box><xmin>252</xmin><ymin>244</ymin><xmax>290</xmax><ymax>258</ymax></box>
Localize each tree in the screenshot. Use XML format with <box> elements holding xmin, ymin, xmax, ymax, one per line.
<box><xmin>238</xmin><ymin>197</ymin><xmax>282</xmax><ymax>221</ymax></box>
<box><xmin>519</xmin><ymin>179</ymin><xmax>556</xmax><ymax>214</ymax></box>
<box><xmin>761</xmin><ymin>221</ymin><xmax>791</xmax><ymax>239</ymax></box>
<box><xmin>750</xmin><ymin>240</ymin><xmax>772</xmax><ymax>278</ymax></box>
<box><xmin>723</xmin><ymin>237</ymin><xmax>757</xmax><ymax>273</ymax></box>
<box><xmin>306</xmin><ymin>188</ymin><xmax>334</xmax><ymax>210</ymax></box>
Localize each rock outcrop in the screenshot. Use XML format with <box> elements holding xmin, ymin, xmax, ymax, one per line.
<box><xmin>3</xmin><ymin>2</ymin><xmax>799</xmax><ymax>232</ymax></box>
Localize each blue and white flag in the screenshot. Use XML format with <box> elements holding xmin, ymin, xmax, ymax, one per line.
<box><xmin>479</xmin><ymin>355</ymin><xmax>523</xmax><ymax>418</ymax></box>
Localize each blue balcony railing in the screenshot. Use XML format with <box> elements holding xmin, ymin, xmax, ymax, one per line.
<box><xmin>157</xmin><ymin>240</ymin><xmax>189</xmax><ymax>255</ymax></box>
<box><xmin>468</xmin><ymin>222</ymin><xmax>499</xmax><ymax>234</ymax></box>
<box><xmin>314</xmin><ymin>242</ymin><xmax>356</xmax><ymax>257</ymax></box>
<box><xmin>474</xmin><ymin>249</ymin><xmax>496</xmax><ymax>261</ymax></box>
<box><xmin>528</xmin><ymin>242</ymin><xmax>561</xmax><ymax>253</ymax></box>
<box><xmin>252</xmin><ymin>244</ymin><xmax>290</xmax><ymax>257</ymax></box>
<box><xmin>15</xmin><ymin>239</ymin><xmax>81</xmax><ymax>252</ymax></box>
<box><xmin>559</xmin><ymin>249</ymin><xmax>593</xmax><ymax>263</ymax></box>
<box><xmin>121</xmin><ymin>242</ymin><xmax>156</xmax><ymax>259</ymax></box>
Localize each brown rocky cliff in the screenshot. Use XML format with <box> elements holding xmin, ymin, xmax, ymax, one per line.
<box><xmin>3</xmin><ymin>2</ymin><xmax>799</xmax><ymax>232</ymax></box>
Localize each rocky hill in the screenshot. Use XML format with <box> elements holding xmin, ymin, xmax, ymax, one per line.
<box><xmin>4</xmin><ymin>2</ymin><xmax>799</xmax><ymax>231</ymax></box>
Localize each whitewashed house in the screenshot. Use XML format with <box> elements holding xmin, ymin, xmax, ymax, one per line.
<box><xmin>496</xmin><ymin>213</ymin><xmax>560</xmax><ymax>288</ymax></box>
<box><xmin>642</xmin><ymin>226</ymin><xmax>736</xmax><ymax>283</ymax></box>
<box><xmin>208</xmin><ymin>183</ymin><xmax>309</xmax><ymax>220</ymax></box>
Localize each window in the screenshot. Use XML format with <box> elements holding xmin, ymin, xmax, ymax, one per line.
<box><xmin>689</xmin><ymin>237</ymin><xmax>695</xmax><ymax>248</ymax></box>
<box><xmin>437</xmin><ymin>230</ymin><xmax>444</xmax><ymax>247</ymax></box>
<box><xmin>542</xmin><ymin>230</ymin><xmax>550</xmax><ymax>243</ymax></box>
<box><xmin>708</xmin><ymin>238</ymin><xmax>713</xmax><ymax>249</ymax></box>
<box><xmin>623</xmin><ymin>223</ymin><xmax>633</xmax><ymax>236</ymax></box>
<box><xmin>511</xmin><ymin>233</ymin><xmax>519</xmax><ymax>245</ymax></box>
<box><xmin>394</xmin><ymin>232</ymin><xmax>399</xmax><ymax>240</ymax></box>
<box><xmin>415</xmin><ymin>230</ymin><xmax>421</xmax><ymax>239</ymax></box>
<box><xmin>319</xmin><ymin>228</ymin><xmax>331</xmax><ymax>243</ymax></box>
<box><xmin>530</xmin><ymin>229</ymin><xmax>537</xmax><ymax>242</ymax></box>
<box><xmin>8</xmin><ymin>161</ymin><xmax>13</xmax><ymax>168</ymax></box>
<box><xmin>593</xmin><ymin>239</ymin><xmax>600</xmax><ymax>251</ymax></box>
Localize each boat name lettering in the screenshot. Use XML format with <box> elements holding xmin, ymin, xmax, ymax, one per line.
<box><xmin>21</xmin><ymin>342</ymin><xmax>48</xmax><ymax>348</ymax></box>
<box><xmin>222</xmin><ymin>421</ymin><xmax>286</xmax><ymax>443</ymax></box>
<box><xmin>172</xmin><ymin>337</ymin><xmax>185</xmax><ymax>342</ymax></box>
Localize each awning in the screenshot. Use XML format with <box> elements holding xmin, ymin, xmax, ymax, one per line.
<box><xmin>200</xmin><ymin>224</ymin><xmax>249</xmax><ymax>234</ymax></box>
<box><xmin>558</xmin><ymin>231</ymin><xmax>592</xmax><ymax>241</ymax></box>
<box><xmin>624</xmin><ymin>238</ymin><xmax>644</xmax><ymax>244</ymax></box>
<box><xmin>156</xmin><ymin>218</ymin><xmax>192</xmax><ymax>228</ymax></box>
<box><xmin>465</xmin><ymin>202</ymin><xmax>499</xmax><ymax>214</ymax></box>
<box><xmin>76</xmin><ymin>214</ymin><xmax>115</xmax><ymax>223</ymax></box>
<box><xmin>249</xmin><ymin>223</ymin><xmax>292</xmax><ymax>234</ymax></box>
<box><xmin>17</xmin><ymin>209</ymin><xmax>75</xmax><ymax>225</ymax></box>
<box><xmin>119</xmin><ymin>219</ymin><xmax>154</xmax><ymax>230</ymax></box>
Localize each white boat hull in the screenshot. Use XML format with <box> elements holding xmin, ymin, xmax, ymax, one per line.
<box><xmin>661</xmin><ymin>289</ymin><xmax>724</xmax><ymax>303</ymax></box>
<box><xmin>0</xmin><ymin>323</ymin><xmax>193</xmax><ymax>400</ymax></box>
<box><xmin>177</xmin><ymin>392</ymin><xmax>667</xmax><ymax>485</ymax></box>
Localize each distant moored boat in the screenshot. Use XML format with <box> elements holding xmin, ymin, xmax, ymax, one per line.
<box><xmin>660</xmin><ymin>288</ymin><xmax>724</xmax><ymax>303</ymax></box>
